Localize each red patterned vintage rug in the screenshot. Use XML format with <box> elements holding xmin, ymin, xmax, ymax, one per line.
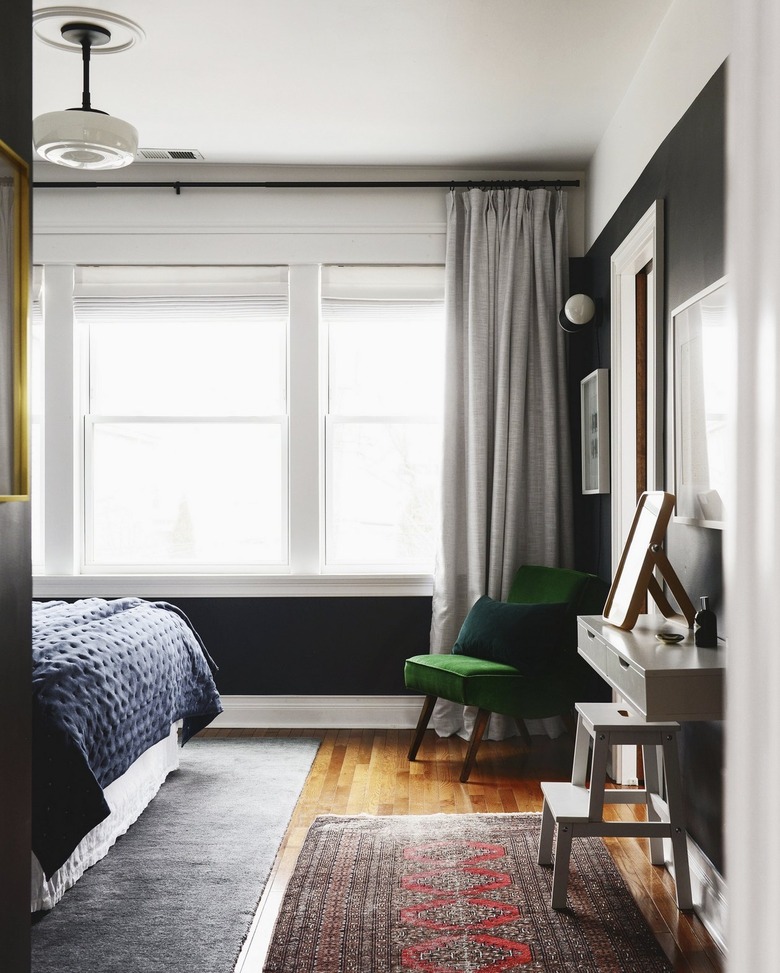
<box><xmin>263</xmin><ymin>813</ymin><xmax>673</xmax><ymax>973</ymax></box>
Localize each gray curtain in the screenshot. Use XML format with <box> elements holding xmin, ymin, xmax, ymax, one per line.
<box><xmin>430</xmin><ymin>187</ymin><xmax>573</xmax><ymax>738</ymax></box>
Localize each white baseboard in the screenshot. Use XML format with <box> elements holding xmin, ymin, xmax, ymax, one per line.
<box><xmin>688</xmin><ymin>838</ymin><xmax>727</xmax><ymax>955</ymax></box>
<box><xmin>212</xmin><ymin>693</ymin><xmax>424</xmax><ymax>729</ymax></box>
<box><xmin>665</xmin><ymin>836</ymin><xmax>727</xmax><ymax>955</ymax></box>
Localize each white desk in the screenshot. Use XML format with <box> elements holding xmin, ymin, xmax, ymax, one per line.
<box><xmin>577</xmin><ymin>614</ymin><xmax>724</xmax><ymax>722</ymax></box>
<box><xmin>569</xmin><ymin>614</ymin><xmax>724</xmax><ymax>913</ymax></box>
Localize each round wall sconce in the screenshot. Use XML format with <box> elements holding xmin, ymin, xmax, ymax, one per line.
<box><xmin>559</xmin><ymin>293</ymin><xmax>596</xmax><ymax>333</ymax></box>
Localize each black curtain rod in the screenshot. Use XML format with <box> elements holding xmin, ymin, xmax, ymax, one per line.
<box><xmin>32</xmin><ymin>178</ymin><xmax>580</xmax><ymax>194</ymax></box>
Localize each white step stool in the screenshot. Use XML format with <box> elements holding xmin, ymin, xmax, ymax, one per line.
<box><xmin>537</xmin><ymin>701</ymin><xmax>692</xmax><ymax>910</ymax></box>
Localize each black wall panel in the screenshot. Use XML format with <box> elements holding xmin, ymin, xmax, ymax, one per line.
<box><xmin>171</xmin><ymin>596</ymin><xmax>433</xmax><ymax>696</ymax></box>
<box><xmin>570</xmin><ymin>64</ymin><xmax>726</xmax><ymax>872</ymax></box>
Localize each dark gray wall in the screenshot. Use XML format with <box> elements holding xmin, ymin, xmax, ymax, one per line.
<box><xmin>171</xmin><ymin>596</ymin><xmax>433</xmax><ymax>695</ymax></box>
<box><xmin>0</xmin><ymin>1</ymin><xmax>32</xmax><ymax>969</ymax></box>
<box><xmin>569</xmin><ymin>64</ymin><xmax>726</xmax><ymax>871</ymax></box>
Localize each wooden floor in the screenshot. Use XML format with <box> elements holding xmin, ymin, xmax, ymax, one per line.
<box><xmin>203</xmin><ymin>727</ymin><xmax>724</xmax><ymax>973</ymax></box>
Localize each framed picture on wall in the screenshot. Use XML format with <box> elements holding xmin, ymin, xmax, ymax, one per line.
<box><xmin>671</xmin><ymin>277</ymin><xmax>727</xmax><ymax>528</ymax></box>
<box><xmin>580</xmin><ymin>367</ymin><xmax>610</xmax><ymax>494</ymax></box>
<box><xmin>0</xmin><ymin>138</ymin><xmax>30</xmax><ymax>502</ymax></box>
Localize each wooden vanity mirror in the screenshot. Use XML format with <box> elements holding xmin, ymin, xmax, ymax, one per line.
<box><xmin>603</xmin><ymin>491</ymin><xmax>695</xmax><ymax>631</ymax></box>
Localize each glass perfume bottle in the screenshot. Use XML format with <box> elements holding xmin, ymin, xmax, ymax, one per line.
<box><xmin>694</xmin><ymin>596</ymin><xmax>718</xmax><ymax>648</ymax></box>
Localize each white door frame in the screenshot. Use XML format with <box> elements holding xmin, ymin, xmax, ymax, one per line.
<box><xmin>609</xmin><ymin>200</ymin><xmax>664</xmax><ymax>784</ymax></box>
<box><xmin>610</xmin><ymin>200</ymin><xmax>664</xmax><ymax>567</ymax></box>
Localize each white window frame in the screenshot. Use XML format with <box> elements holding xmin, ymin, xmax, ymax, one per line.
<box><xmin>32</xmin><ymin>263</ymin><xmax>439</xmax><ymax>598</ymax></box>
<box><xmin>76</xmin><ymin>267</ymin><xmax>291</xmax><ymax>575</ymax></box>
<box><xmin>320</xmin><ymin>266</ymin><xmax>445</xmax><ymax>574</ymax></box>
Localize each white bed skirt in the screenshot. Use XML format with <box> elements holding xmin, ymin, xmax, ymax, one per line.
<box><xmin>31</xmin><ymin>726</ymin><xmax>180</xmax><ymax>911</ymax></box>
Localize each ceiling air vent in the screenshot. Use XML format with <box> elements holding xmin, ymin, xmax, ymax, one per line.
<box><xmin>136</xmin><ymin>148</ymin><xmax>204</xmax><ymax>161</ymax></box>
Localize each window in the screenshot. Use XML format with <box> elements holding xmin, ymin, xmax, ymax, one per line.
<box><xmin>32</xmin><ymin>264</ymin><xmax>444</xmax><ymax>587</ymax></box>
<box><xmin>76</xmin><ymin>268</ymin><xmax>288</xmax><ymax>571</ymax></box>
<box><xmin>321</xmin><ymin>267</ymin><xmax>444</xmax><ymax>570</ymax></box>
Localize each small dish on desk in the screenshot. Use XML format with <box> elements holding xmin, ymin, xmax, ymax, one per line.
<box><xmin>655</xmin><ymin>631</ymin><xmax>685</xmax><ymax>644</ymax></box>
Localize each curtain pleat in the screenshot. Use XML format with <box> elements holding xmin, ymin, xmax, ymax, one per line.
<box><xmin>430</xmin><ymin>187</ymin><xmax>573</xmax><ymax>739</ymax></box>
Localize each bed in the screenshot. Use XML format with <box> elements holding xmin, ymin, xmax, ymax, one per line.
<box><xmin>31</xmin><ymin>597</ymin><xmax>223</xmax><ymax>911</ymax></box>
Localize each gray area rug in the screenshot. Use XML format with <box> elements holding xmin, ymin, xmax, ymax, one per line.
<box><xmin>31</xmin><ymin>737</ymin><xmax>320</xmax><ymax>973</ymax></box>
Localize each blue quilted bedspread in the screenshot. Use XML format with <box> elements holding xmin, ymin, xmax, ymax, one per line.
<box><xmin>32</xmin><ymin>597</ymin><xmax>223</xmax><ymax>878</ymax></box>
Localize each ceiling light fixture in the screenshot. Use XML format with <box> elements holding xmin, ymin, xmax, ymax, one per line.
<box><xmin>33</xmin><ymin>22</ymin><xmax>138</xmax><ymax>170</ymax></box>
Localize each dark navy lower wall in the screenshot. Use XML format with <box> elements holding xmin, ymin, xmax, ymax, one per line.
<box><xmin>168</xmin><ymin>596</ymin><xmax>433</xmax><ymax>696</ymax></box>
<box><xmin>569</xmin><ymin>63</ymin><xmax>726</xmax><ymax>873</ymax></box>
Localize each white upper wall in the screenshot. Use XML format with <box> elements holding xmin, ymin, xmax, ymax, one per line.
<box><xmin>35</xmin><ymin>2</ymin><xmax>729</xmax><ymax>264</ymax></box>
<box><xmin>586</xmin><ymin>0</ymin><xmax>730</xmax><ymax>248</ymax></box>
<box><xmin>33</xmin><ymin>166</ymin><xmax>588</xmax><ymax>264</ymax></box>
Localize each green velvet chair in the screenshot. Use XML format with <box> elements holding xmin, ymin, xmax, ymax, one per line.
<box><xmin>404</xmin><ymin>564</ymin><xmax>610</xmax><ymax>782</ymax></box>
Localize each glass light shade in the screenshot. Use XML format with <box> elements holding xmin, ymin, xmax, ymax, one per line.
<box><xmin>33</xmin><ymin>110</ymin><xmax>138</xmax><ymax>170</ymax></box>
<box><xmin>563</xmin><ymin>293</ymin><xmax>596</xmax><ymax>326</ymax></box>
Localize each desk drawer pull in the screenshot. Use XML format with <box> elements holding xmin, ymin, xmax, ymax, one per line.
<box><xmin>618</xmin><ymin>658</ymin><xmax>630</xmax><ymax>669</ymax></box>
<box><xmin>587</xmin><ymin>630</ymin><xmax>596</xmax><ymax>639</ymax></box>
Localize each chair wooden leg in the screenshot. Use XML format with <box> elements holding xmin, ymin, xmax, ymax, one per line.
<box><xmin>514</xmin><ymin>717</ymin><xmax>533</xmax><ymax>746</ymax></box>
<box><xmin>460</xmin><ymin>708</ymin><xmax>491</xmax><ymax>782</ymax></box>
<box><xmin>408</xmin><ymin>694</ymin><xmax>437</xmax><ymax>761</ymax></box>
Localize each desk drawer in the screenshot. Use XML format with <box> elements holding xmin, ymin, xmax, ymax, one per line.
<box><xmin>577</xmin><ymin>620</ymin><xmax>608</xmax><ymax>678</ymax></box>
<box><xmin>576</xmin><ymin>614</ymin><xmax>724</xmax><ymax>721</ymax></box>
<box><xmin>606</xmin><ymin>650</ymin><xmax>647</xmax><ymax>715</ymax></box>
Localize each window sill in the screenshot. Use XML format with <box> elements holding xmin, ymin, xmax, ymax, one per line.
<box><xmin>32</xmin><ymin>573</ymin><xmax>434</xmax><ymax>599</ymax></box>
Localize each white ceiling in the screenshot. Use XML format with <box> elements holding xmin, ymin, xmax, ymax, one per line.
<box><xmin>32</xmin><ymin>0</ymin><xmax>675</xmax><ymax>169</ymax></box>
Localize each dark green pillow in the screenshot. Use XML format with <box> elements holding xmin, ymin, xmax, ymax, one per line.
<box><xmin>452</xmin><ymin>596</ymin><xmax>570</xmax><ymax>676</ymax></box>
